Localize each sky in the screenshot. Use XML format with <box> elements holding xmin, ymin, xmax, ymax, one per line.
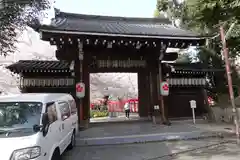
<box><xmin>44</xmin><ymin>0</ymin><xmax>156</xmax><ymax>23</ymax></box>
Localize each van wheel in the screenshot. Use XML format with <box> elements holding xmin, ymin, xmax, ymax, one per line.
<box><xmin>68</xmin><ymin>132</ymin><xmax>76</xmax><ymax>150</ymax></box>
<box><xmin>51</xmin><ymin>149</ymin><xmax>61</xmax><ymax>160</ymax></box>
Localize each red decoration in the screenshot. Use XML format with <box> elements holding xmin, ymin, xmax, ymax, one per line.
<box><xmin>162</xmin><ymin>84</ymin><xmax>169</xmax><ymax>91</ymax></box>
<box><xmin>76</xmin><ymin>84</ymin><xmax>83</xmax><ymax>92</ymax></box>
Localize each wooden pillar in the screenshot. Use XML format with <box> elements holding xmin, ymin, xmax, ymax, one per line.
<box><xmin>150</xmin><ymin>62</ymin><xmax>160</xmax><ymax>117</ymax></box>
<box><xmin>74</xmin><ymin>57</ymin><xmax>81</xmax><ymax>127</ymax></box>
<box><xmin>82</xmin><ymin>52</ymin><xmax>90</xmax><ymax>128</ymax></box>
<box><xmin>147</xmin><ymin>57</ymin><xmax>161</xmax><ymax>122</ymax></box>
<box><xmin>71</xmin><ymin>42</ymin><xmax>82</xmax><ymax>129</ymax></box>
<box><xmin>138</xmin><ymin>70</ymin><xmax>148</xmax><ymax>117</ymax></box>
<box><xmin>73</xmin><ymin>41</ymin><xmax>89</xmax><ymax>129</ymax></box>
<box><xmin>158</xmin><ymin>62</ymin><xmax>171</xmax><ymax>125</ymax></box>
<box><xmin>149</xmin><ymin>72</ymin><xmax>153</xmax><ymax>112</ymax></box>
<box><xmin>146</xmin><ymin>73</ymin><xmax>152</xmax><ymax>119</ymax></box>
<box><xmin>146</xmin><ymin>60</ymin><xmax>154</xmax><ymax>119</ymax></box>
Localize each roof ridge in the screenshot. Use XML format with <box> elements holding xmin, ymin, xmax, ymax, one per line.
<box><xmin>18</xmin><ymin>60</ymin><xmax>61</xmax><ymax>62</ymax></box>
<box><xmin>56</xmin><ymin>10</ymin><xmax>172</xmax><ymax>24</ymax></box>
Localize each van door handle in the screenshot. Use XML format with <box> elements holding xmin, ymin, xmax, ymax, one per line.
<box><xmin>62</xmin><ymin>124</ymin><xmax>64</xmax><ymax>130</ymax></box>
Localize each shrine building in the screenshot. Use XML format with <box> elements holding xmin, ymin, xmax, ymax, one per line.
<box><xmin>7</xmin><ymin>10</ymin><xmax>210</xmax><ymax>128</ymax></box>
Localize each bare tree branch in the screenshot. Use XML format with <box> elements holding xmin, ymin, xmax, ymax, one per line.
<box><xmin>0</xmin><ymin>0</ymin><xmax>50</xmax><ymax>56</ymax></box>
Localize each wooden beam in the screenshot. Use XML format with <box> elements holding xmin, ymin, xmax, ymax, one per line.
<box><xmin>42</xmin><ymin>31</ymin><xmax>203</xmax><ymax>49</ymax></box>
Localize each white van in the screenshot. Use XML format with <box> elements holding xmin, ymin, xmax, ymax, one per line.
<box><xmin>0</xmin><ymin>93</ymin><xmax>79</xmax><ymax>160</ymax></box>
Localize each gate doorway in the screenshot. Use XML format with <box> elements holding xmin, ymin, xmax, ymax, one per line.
<box><xmin>89</xmin><ymin>73</ymin><xmax>139</xmax><ymax>123</ymax></box>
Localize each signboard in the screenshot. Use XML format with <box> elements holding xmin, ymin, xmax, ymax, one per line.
<box><xmin>76</xmin><ymin>82</ymin><xmax>85</xmax><ymax>98</ymax></box>
<box><xmin>190</xmin><ymin>100</ymin><xmax>197</xmax><ymax>109</ymax></box>
<box><xmin>160</xmin><ymin>81</ymin><xmax>169</xmax><ymax>96</ymax></box>
<box><xmin>154</xmin><ymin>105</ymin><xmax>159</xmax><ymax>110</ymax></box>
<box><xmin>97</xmin><ymin>60</ymin><xmax>146</xmax><ymax>68</ymax></box>
<box><xmin>190</xmin><ymin>100</ymin><xmax>197</xmax><ymax>124</ymax></box>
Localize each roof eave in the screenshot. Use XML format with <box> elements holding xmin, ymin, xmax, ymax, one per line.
<box><xmin>40</xmin><ymin>28</ymin><xmax>206</xmax><ymax>42</ymax></box>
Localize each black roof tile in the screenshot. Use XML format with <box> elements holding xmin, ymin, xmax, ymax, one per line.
<box><xmin>7</xmin><ymin>60</ymin><xmax>71</xmax><ymax>73</ymax></box>
<box><xmin>40</xmin><ymin>11</ymin><xmax>204</xmax><ymax>39</ymax></box>
<box><xmin>7</xmin><ymin>60</ymin><xmax>219</xmax><ymax>75</ymax></box>
<box><xmin>164</xmin><ymin>62</ymin><xmax>223</xmax><ymax>72</ymax></box>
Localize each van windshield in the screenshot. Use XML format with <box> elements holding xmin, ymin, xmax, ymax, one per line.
<box><xmin>0</xmin><ymin>102</ymin><xmax>42</xmax><ymax>129</ymax></box>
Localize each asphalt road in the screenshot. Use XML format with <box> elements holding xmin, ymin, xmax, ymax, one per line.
<box><xmin>62</xmin><ymin>138</ymin><xmax>240</xmax><ymax>160</ymax></box>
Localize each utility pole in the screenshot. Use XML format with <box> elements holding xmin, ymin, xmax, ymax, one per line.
<box><xmin>219</xmin><ymin>26</ymin><xmax>240</xmax><ymax>138</ymax></box>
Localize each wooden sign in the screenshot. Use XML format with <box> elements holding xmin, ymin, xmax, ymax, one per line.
<box><xmin>190</xmin><ymin>100</ymin><xmax>197</xmax><ymax>108</ymax></box>
<box><xmin>97</xmin><ymin>60</ymin><xmax>146</xmax><ymax>68</ymax></box>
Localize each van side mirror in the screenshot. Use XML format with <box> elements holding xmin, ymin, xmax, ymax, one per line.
<box><xmin>41</xmin><ymin>113</ymin><xmax>50</xmax><ymax>136</ymax></box>
<box><xmin>33</xmin><ymin>124</ymin><xmax>41</xmax><ymax>132</ymax></box>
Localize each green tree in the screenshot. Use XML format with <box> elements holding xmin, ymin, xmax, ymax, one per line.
<box><xmin>153</xmin><ymin>9</ymin><xmax>160</xmax><ymax>18</ymax></box>
<box><xmin>0</xmin><ymin>0</ymin><xmax>50</xmax><ymax>56</ymax></box>
<box><xmin>156</xmin><ymin>0</ymin><xmax>240</xmax><ymax>95</ymax></box>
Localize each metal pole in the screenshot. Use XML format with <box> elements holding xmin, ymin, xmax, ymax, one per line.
<box><xmin>219</xmin><ymin>26</ymin><xmax>240</xmax><ymax>138</ymax></box>
<box><xmin>192</xmin><ymin>108</ymin><xmax>196</xmax><ymax>124</ymax></box>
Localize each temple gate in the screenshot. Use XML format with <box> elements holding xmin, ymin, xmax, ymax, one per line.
<box><xmin>7</xmin><ymin>10</ymin><xmax>207</xmax><ymax>128</ymax></box>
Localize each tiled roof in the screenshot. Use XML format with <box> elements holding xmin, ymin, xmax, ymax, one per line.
<box><xmin>6</xmin><ymin>60</ymin><xmax>71</xmax><ymax>73</ymax></box>
<box><xmin>165</xmin><ymin>62</ymin><xmax>224</xmax><ymax>72</ymax></box>
<box><xmin>40</xmin><ymin>11</ymin><xmax>203</xmax><ymax>40</ymax></box>
<box><xmin>171</xmin><ymin>63</ymin><xmax>207</xmax><ymax>71</ymax></box>
<box><xmin>7</xmin><ymin>60</ymin><xmax>218</xmax><ymax>75</ymax></box>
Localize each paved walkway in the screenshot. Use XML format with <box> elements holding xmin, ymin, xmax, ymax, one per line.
<box><xmin>63</xmin><ymin>137</ymin><xmax>240</xmax><ymax>160</ymax></box>
<box><xmin>173</xmin><ymin>141</ymin><xmax>240</xmax><ymax>160</ymax></box>
<box><xmin>77</xmin><ymin>119</ymin><xmax>235</xmax><ymax>146</ymax></box>
<box><xmin>61</xmin><ymin>119</ymin><xmax>240</xmax><ymax>159</ymax></box>
<box><xmin>80</xmin><ymin>121</ymin><xmax>201</xmax><ymax>138</ymax></box>
<box><xmin>179</xmin><ymin>119</ymin><xmax>236</xmax><ymax>134</ymax></box>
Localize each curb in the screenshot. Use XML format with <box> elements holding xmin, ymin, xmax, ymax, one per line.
<box><xmin>76</xmin><ymin>131</ymin><xmax>234</xmax><ymax>146</ymax></box>
<box><xmin>90</xmin><ymin>118</ymin><xmax>149</xmax><ymax>126</ymax></box>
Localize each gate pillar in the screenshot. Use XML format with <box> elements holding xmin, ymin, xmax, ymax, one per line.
<box><xmin>74</xmin><ymin>41</ymin><xmax>90</xmax><ymax>129</ymax></box>
<box><xmin>82</xmin><ymin>52</ymin><xmax>90</xmax><ymax>128</ymax></box>
<box><xmin>72</xmin><ymin>43</ymin><xmax>82</xmax><ymax>130</ymax></box>
<box><xmin>158</xmin><ymin>59</ymin><xmax>171</xmax><ymax>125</ymax></box>
<box><xmin>147</xmin><ymin>57</ymin><xmax>161</xmax><ymax>122</ymax></box>
<box><xmin>145</xmin><ymin>72</ymin><xmax>152</xmax><ymax>118</ymax></box>
<box><xmin>138</xmin><ymin>71</ymin><xmax>149</xmax><ymax>117</ymax></box>
<box><xmin>150</xmin><ymin>63</ymin><xmax>161</xmax><ymax>120</ymax></box>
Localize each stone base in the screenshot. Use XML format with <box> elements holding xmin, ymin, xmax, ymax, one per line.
<box><xmin>80</xmin><ymin>119</ymin><xmax>90</xmax><ymax>130</ymax></box>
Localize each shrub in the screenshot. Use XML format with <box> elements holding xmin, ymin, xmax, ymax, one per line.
<box><xmin>90</xmin><ymin>110</ymin><xmax>109</xmax><ymax>118</ymax></box>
